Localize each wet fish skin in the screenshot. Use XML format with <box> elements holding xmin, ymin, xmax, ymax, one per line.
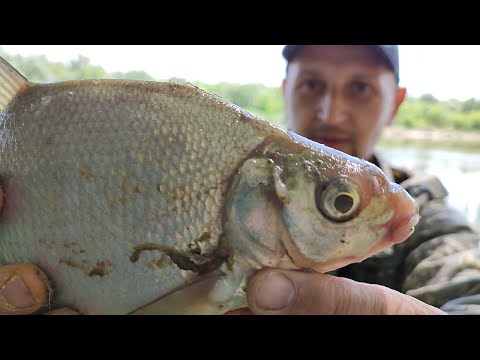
<box><xmin>0</xmin><ymin>79</ymin><xmax>266</xmax><ymax>314</ymax></box>
<box><xmin>0</xmin><ymin>57</ymin><xmax>419</xmax><ymax>314</ymax></box>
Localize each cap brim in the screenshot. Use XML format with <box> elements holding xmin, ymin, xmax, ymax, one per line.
<box><xmin>282</xmin><ymin>45</ymin><xmax>399</xmax><ymax>83</ymax></box>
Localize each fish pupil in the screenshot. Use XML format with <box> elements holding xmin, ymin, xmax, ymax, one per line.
<box><xmin>334</xmin><ymin>194</ymin><xmax>353</xmax><ymax>213</ymax></box>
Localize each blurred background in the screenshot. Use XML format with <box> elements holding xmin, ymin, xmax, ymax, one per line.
<box><xmin>1</xmin><ymin>45</ymin><xmax>479</xmax><ymax>231</ymax></box>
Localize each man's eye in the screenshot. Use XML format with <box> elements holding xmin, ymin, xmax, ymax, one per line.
<box><xmin>299</xmin><ymin>79</ymin><xmax>323</xmax><ymax>93</ymax></box>
<box><xmin>351</xmin><ymin>81</ymin><xmax>371</xmax><ymax>94</ymax></box>
<box><xmin>305</xmin><ymin>80</ymin><xmax>317</xmax><ymax>90</ymax></box>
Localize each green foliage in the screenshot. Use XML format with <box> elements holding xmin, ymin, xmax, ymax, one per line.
<box><xmin>1</xmin><ymin>47</ymin><xmax>479</xmax><ymax>131</ymax></box>
<box><xmin>395</xmin><ymin>96</ymin><xmax>480</xmax><ymax>131</ymax></box>
<box><xmin>0</xmin><ymin>48</ymin><xmax>154</xmax><ymax>82</ymax></box>
<box><xmin>461</xmin><ymin>98</ymin><xmax>480</xmax><ymax>113</ymax></box>
<box><xmin>419</xmin><ymin>94</ymin><xmax>438</xmax><ymax>103</ymax></box>
<box><xmin>194</xmin><ymin>82</ymin><xmax>286</xmax><ymax>127</ymax></box>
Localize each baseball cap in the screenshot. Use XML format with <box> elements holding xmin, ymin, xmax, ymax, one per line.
<box><xmin>282</xmin><ymin>45</ymin><xmax>400</xmax><ymax>83</ymax></box>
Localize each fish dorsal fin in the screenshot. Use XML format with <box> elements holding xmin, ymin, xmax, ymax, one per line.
<box><xmin>0</xmin><ymin>56</ymin><xmax>30</xmax><ymax>112</ymax></box>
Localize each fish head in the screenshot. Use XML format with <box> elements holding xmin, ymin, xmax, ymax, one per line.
<box><xmin>270</xmin><ymin>131</ymin><xmax>419</xmax><ymax>273</ymax></box>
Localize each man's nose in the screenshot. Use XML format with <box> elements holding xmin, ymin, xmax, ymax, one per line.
<box><xmin>316</xmin><ymin>93</ymin><xmax>346</xmax><ymax>125</ymax></box>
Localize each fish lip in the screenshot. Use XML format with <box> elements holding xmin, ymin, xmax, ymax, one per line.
<box><xmin>382</xmin><ymin>183</ymin><xmax>420</xmax><ymax>245</ymax></box>
<box><xmin>388</xmin><ymin>213</ymin><xmax>421</xmax><ymax>244</ymax></box>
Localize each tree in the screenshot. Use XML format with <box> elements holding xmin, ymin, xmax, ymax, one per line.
<box><xmin>419</xmin><ymin>94</ymin><xmax>438</xmax><ymax>103</ymax></box>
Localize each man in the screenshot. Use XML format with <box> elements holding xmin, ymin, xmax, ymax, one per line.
<box><xmin>233</xmin><ymin>45</ymin><xmax>480</xmax><ymax>315</ymax></box>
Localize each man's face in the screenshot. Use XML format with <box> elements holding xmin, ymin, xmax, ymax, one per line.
<box><xmin>282</xmin><ymin>45</ymin><xmax>406</xmax><ymax>161</ymax></box>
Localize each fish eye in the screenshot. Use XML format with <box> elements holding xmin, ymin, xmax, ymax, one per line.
<box><xmin>315</xmin><ymin>178</ymin><xmax>361</xmax><ymax>222</ymax></box>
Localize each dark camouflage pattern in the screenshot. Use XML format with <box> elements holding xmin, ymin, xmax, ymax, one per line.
<box><xmin>333</xmin><ymin>152</ymin><xmax>480</xmax><ymax>314</ymax></box>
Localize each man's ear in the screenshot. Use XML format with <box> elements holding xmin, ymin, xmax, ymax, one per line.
<box><xmin>281</xmin><ymin>78</ymin><xmax>286</xmax><ymax>97</ymax></box>
<box><xmin>388</xmin><ymin>87</ymin><xmax>407</xmax><ymax>126</ymax></box>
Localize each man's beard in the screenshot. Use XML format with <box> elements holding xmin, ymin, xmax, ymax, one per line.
<box><xmin>306</xmin><ymin>124</ymin><xmax>358</xmax><ymax>158</ymax></box>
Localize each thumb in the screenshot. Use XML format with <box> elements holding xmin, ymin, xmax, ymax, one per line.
<box><xmin>0</xmin><ymin>263</ymin><xmax>50</xmax><ymax>315</ymax></box>
<box><xmin>246</xmin><ymin>269</ymin><xmax>445</xmax><ymax>315</ymax></box>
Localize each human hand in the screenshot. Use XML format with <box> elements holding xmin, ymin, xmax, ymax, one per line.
<box><xmin>0</xmin><ymin>183</ymin><xmax>49</xmax><ymax>315</ymax></box>
<box><xmin>0</xmin><ymin>263</ymin><xmax>51</xmax><ymax>315</ymax></box>
<box><xmin>0</xmin><ymin>185</ymin><xmax>76</xmax><ymax>315</ymax></box>
<box><xmin>228</xmin><ymin>268</ymin><xmax>445</xmax><ymax>315</ymax></box>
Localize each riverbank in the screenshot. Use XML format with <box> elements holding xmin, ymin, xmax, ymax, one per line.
<box><xmin>380</xmin><ymin>127</ymin><xmax>480</xmax><ymax>150</ymax></box>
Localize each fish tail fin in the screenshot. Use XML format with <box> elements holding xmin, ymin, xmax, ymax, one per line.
<box><xmin>0</xmin><ymin>56</ymin><xmax>30</xmax><ymax>112</ymax></box>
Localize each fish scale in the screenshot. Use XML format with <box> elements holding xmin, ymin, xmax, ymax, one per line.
<box><xmin>0</xmin><ymin>57</ymin><xmax>419</xmax><ymax>314</ymax></box>
<box><xmin>0</xmin><ymin>80</ymin><xmax>267</xmax><ymax>313</ymax></box>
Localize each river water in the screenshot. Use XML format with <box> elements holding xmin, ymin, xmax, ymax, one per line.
<box><xmin>379</xmin><ymin>144</ymin><xmax>480</xmax><ymax>232</ymax></box>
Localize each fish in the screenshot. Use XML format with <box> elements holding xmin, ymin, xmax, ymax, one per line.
<box><xmin>0</xmin><ymin>56</ymin><xmax>419</xmax><ymax>315</ymax></box>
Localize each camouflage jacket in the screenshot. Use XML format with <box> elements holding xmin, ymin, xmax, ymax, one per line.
<box><xmin>333</xmin><ymin>151</ymin><xmax>480</xmax><ymax>314</ymax></box>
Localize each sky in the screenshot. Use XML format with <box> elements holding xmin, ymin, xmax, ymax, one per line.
<box><xmin>1</xmin><ymin>45</ymin><xmax>479</xmax><ymax>101</ymax></box>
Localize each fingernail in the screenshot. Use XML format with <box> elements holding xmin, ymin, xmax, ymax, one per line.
<box><xmin>255</xmin><ymin>271</ymin><xmax>295</xmax><ymax>311</ymax></box>
<box><xmin>1</xmin><ymin>275</ymin><xmax>35</xmax><ymax>309</ymax></box>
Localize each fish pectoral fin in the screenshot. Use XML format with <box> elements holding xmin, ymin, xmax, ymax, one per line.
<box><xmin>0</xmin><ymin>56</ymin><xmax>30</xmax><ymax>112</ymax></box>
<box><xmin>129</xmin><ymin>269</ymin><xmax>228</xmax><ymax>315</ymax></box>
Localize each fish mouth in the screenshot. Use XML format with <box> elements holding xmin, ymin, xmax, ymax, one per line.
<box><xmin>384</xmin><ymin>184</ymin><xmax>420</xmax><ymax>244</ymax></box>
<box><xmin>387</xmin><ymin>213</ymin><xmax>420</xmax><ymax>244</ymax></box>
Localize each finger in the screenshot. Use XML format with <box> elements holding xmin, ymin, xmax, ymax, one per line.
<box><xmin>44</xmin><ymin>307</ymin><xmax>80</xmax><ymax>315</ymax></box>
<box><xmin>223</xmin><ymin>308</ymin><xmax>253</xmax><ymax>315</ymax></box>
<box><xmin>0</xmin><ymin>263</ymin><xmax>51</xmax><ymax>315</ymax></box>
<box><xmin>246</xmin><ymin>268</ymin><xmax>445</xmax><ymax>315</ymax></box>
